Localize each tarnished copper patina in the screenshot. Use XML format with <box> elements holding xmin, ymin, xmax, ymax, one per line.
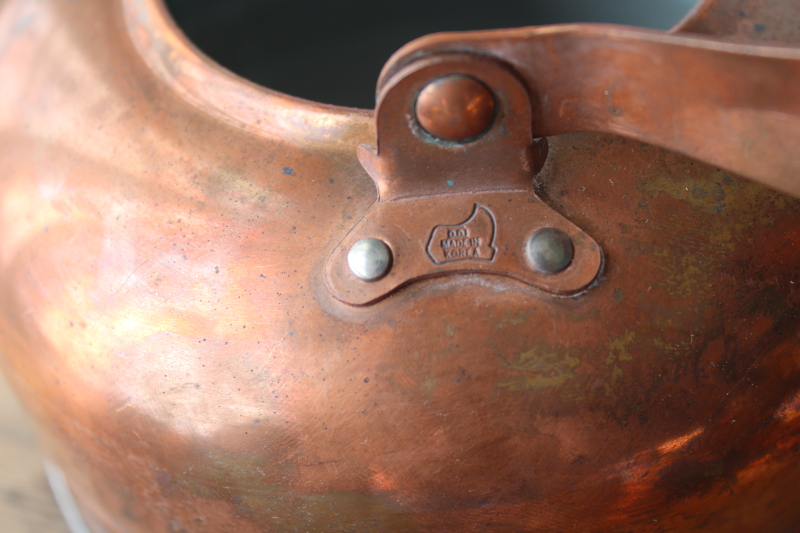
<box><xmin>2</xmin><ymin>0</ymin><xmax>800</xmax><ymax>531</ymax></box>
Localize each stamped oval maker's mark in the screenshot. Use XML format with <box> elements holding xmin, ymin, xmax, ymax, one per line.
<box><xmin>427</xmin><ymin>204</ymin><xmax>497</xmax><ymax>264</ymax></box>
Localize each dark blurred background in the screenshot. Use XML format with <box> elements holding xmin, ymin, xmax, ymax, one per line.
<box><xmin>164</xmin><ymin>0</ymin><xmax>699</xmax><ymax>109</ymax></box>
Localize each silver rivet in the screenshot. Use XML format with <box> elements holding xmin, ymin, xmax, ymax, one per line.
<box><xmin>526</xmin><ymin>228</ymin><xmax>574</xmax><ymax>274</ymax></box>
<box><xmin>347</xmin><ymin>238</ymin><xmax>392</xmax><ymax>281</ymax></box>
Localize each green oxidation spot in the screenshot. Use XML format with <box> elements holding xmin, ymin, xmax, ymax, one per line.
<box><xmin>208</xmin><ymin>167</ymin><xmax>287</xmax><ymax>214</ymax></box>
<box><xmin>639</xmin><ymin>170</ymin><xmax>735</xmax><ymax>209</ymax></box>
<box><xmin>159</xmin><ymin>450</ymin><xmax>418</xmax><ymax>532</ymax></box>
<box><xmin>604</xmin><ymin>330</ymin><xmax>636</xmax><ymax>396</ymax></box>
<box><xmin>494</xmin><ymin>309</ymin><xmax>533</xmax><ymax>330</ymax></box>
<box><xmin>637</xmin><ymin>167</ymin><xmax>795</xmax><ymax>253</ymax></box>
<box><xmin>291</xmin><ymin>491</ymin><xmax>418</xmax><ymax>533</ymax></box>
<box><xmin>606</xmin><ymin>330</ymin><xmax>635</xmax><ymax>366</ymax></box>
<box><xmin>613</xmin><ymin>288</ymin><xmax>624</xmax><ymax>302</ymax></box>
<box><xmin>652</xmin><ymin>246</ymin><xmax>716</xmax><ymax>301</ymax></box>
<box><xmin>496</xmin><ymin>342</ymin><xmax>581</xmax><ymax>391</ymax></box>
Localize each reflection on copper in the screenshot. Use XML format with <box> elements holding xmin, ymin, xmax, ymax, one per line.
<box><xmin>3</xmin><ymin>0</ymin><xmax>800</xmax><ymax>531</ymax></box>
<box><xmin>775</xmin><ymin>390</ymin><xmax>800</xmax><ymax>421</ymax></box>
<box><xmin>656</xmin><ymin>427</ymin><xmax>705</xmax><ymax>454</ymax></box>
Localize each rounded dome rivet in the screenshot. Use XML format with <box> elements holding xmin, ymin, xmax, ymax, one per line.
<box><xmin>415</xmin><ymin>75</ymin><xmax>495</xmax><ymax>142</ymax></box>
<box><xmin>347</xmin><ymin>238</ymin><xmax>392</xmax><ymax>281</ymax></box>
<box><xmin>526</xmin><ymin>228</ymin><xmax>574</xmax><ymax>274</ymax></box>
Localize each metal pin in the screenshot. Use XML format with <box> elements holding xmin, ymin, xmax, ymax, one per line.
<box><xmin>526</xmin><ymin>228</ymin><xmax>574</xmax><ymax>274</ymax></box>
<box><xmin>347</xmin><ymin>238</ymin><xmax>392</xmax><ymax>281</ymax></box>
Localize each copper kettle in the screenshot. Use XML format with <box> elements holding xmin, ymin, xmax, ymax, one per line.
<box><xmin>2</xmin><ymin>0</ymin><xmax>800</xmax><ymax>531</ymax></box>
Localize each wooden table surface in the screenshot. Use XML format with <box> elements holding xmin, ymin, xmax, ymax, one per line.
<box><xmin>0</xmin><ymin>370</ymin><xmax>70</xmax><ymax>533</ymax></box>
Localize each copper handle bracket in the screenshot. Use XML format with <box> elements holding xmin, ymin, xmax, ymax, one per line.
<box><xmin>323</xmin><ymin>53</ymin><xmax>603</xmax><ymax>305</ymax></box>
<box><xmin>324</xmin><ymin>19</ymin><xmax>800</xmax><ymax>305</ymax></box>
<box><xmin>376</xmin><ymin>24</ymin><xmax>800</xmax><ymax>197</ymax></box>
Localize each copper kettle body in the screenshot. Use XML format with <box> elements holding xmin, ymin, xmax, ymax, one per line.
<box><xmin>2</xmin><ymin>0</ymin><xmax>800</xmax><ymax>532</ymax></box>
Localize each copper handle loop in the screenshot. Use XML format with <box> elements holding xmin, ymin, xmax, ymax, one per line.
<box><xmin>331</xmin><ymin>53</ymin><xmax>603</xmax><ymax>305</ymax></box>
<box><xmin>377</xmin><ymin>24</ymin><xmax>800</xmax><ymax>198</ymax></box>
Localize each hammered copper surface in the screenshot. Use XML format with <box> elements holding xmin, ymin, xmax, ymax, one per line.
<box><xmin>1</xmin><ymin>0</ymin><xmax>800</xmax><ymax>532</ymax></box>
